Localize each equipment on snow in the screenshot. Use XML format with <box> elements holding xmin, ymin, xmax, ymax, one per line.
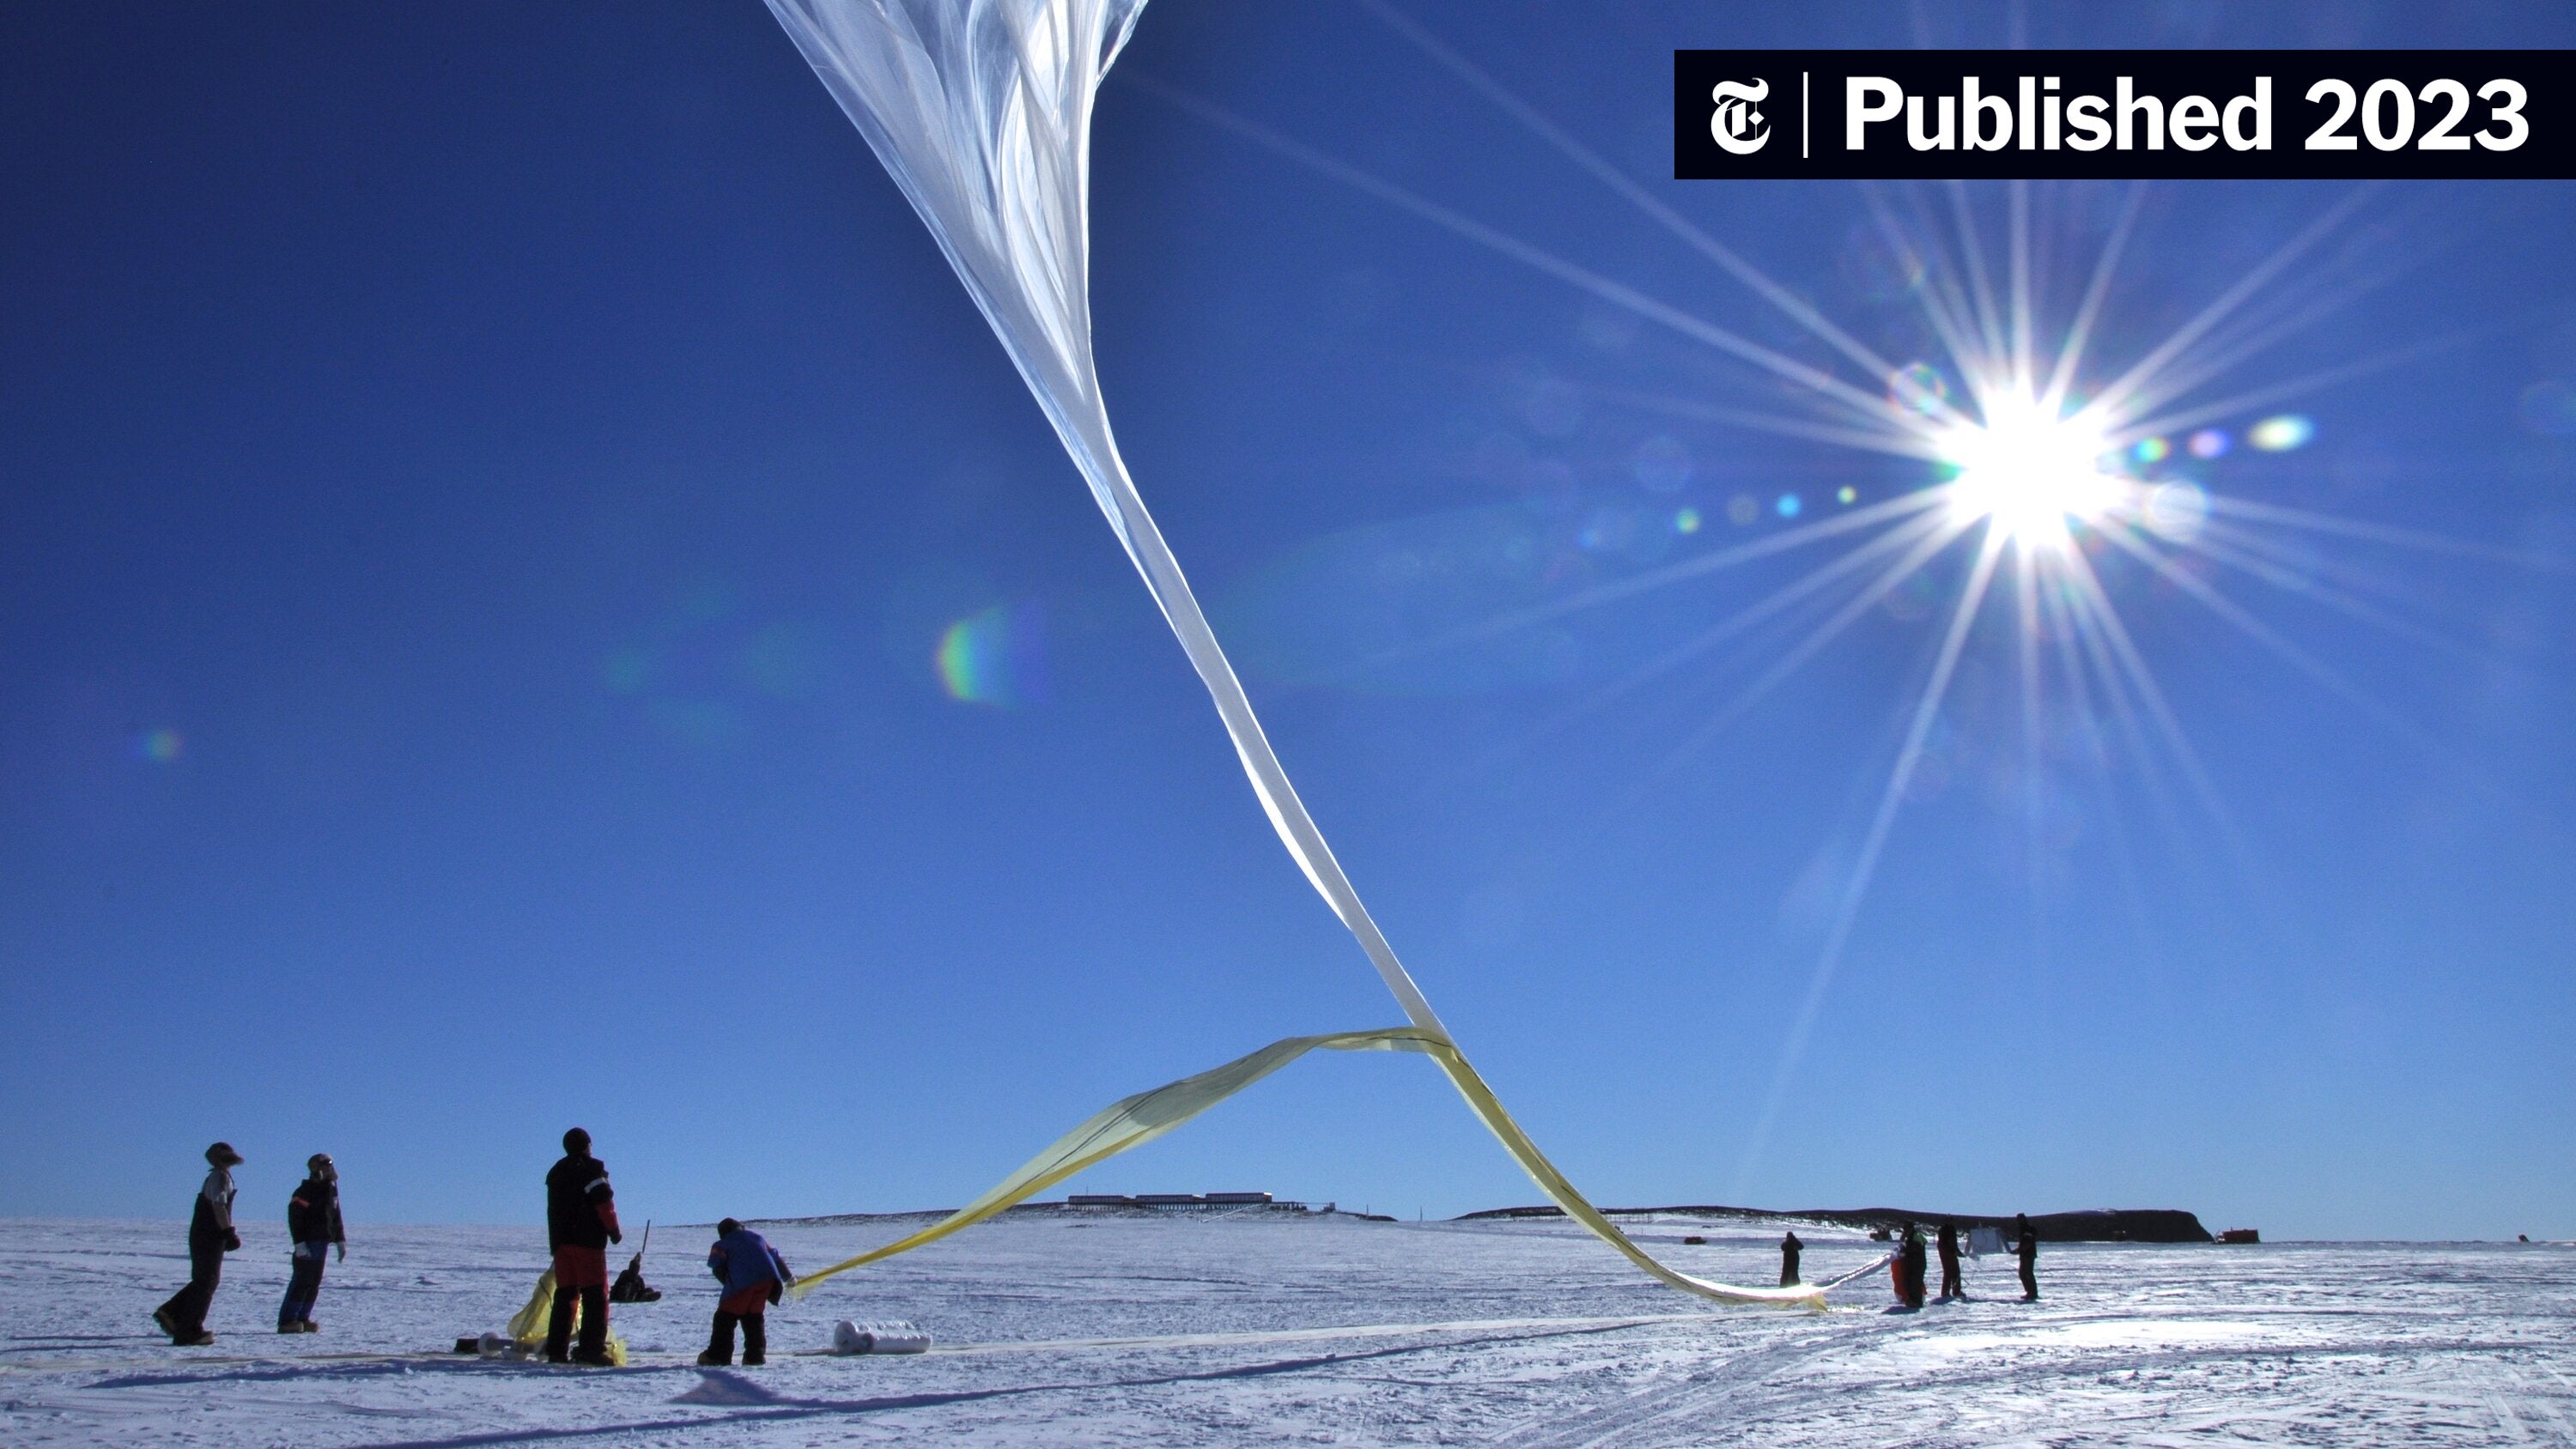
<box><xmin>831</xmin><ymin>1319</ymin><xmax>931</xmax><ymax>1355</ymax></box>
<box><xmin>610</xmin><ymin>1221</ymin><xmax>662</xmax><ymax>1303</ymax></box>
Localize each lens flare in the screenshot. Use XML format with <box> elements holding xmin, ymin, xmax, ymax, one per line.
<box><xmin>937</xmin><ymin>602</ymin><xmax>1050</xmax><ymax>706</ymax></box>
<box><xmin>1887</xmin><ymin>361</ymin><xmax>1950</xmax><ymax>415</ymax></box>
<box><xmin>2246</xmin><ymin>414</ymin><xmax>2316</xmax><ymax>452</ymax></box>
<box><xmin>2144</xmin><ymin>480</ymin><xmax>2212</xmax><ymax>541</ymax></box>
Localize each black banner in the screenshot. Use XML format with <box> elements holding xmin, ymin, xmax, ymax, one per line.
<box><xmin>1674</xmin><ymin>52</ymin><xmax>2568</xmax><ymax>179</ymax></box>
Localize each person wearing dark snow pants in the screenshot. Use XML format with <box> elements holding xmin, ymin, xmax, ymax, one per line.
<box><xmin>155</xmin><ymin>1143</ymin><xmax>242</xmax><ymax>1345</ymax></box>
<box><xmin>699</xmin><ymin>1218</ymin><xmax>795</xmax><ymax>1367</ymax></box>
<box><xmin>1778</xmin><ymin>1231</ymin><xmax>1803</xmax><ymax>1287</ymax></box>
<box><xmin>1898</xmin><ymin>1222</ymin><xmax>1929</xmax><ymax>1308</ymax></box>
<box><xmin>278</xmin><ymin>1154</ymin><xmax>346</xmax><ymax>1332</ymax></box>
<box><xmin>2014</xmin><ymin>1212</ymin><xmax>2039</xmax><ymax>1301</ymax></box>
<box><xmin>544</xmin><ymin>1128</ymin><xmax>623</xmax><ymax>1365</ymax></box>
<box><xmin>1936</xmin><ymin>1222</ymin><xmax>1963</xmax><ymax>1300</ymax></box>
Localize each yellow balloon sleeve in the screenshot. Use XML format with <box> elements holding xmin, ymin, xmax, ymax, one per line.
<box><xmin>791</xmin><ymin>1027</ymin><xmax>1823</xmax><ymax>1311</ymax></box>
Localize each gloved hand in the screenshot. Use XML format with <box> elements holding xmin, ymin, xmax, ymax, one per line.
<box><xmin>224</xmin><ymin>1231</ymin><xmax>242</xmax><ymax>1253</ymax></box>
<box><xmin>610</xmin><ymin>1228</ymin><xmax>623</xmax><ymax>1245</ymax></box>
<box><xmin>336</xmin><ymin>1242</ymin><xmax>346</xmax><ymax>1264</ymax></box>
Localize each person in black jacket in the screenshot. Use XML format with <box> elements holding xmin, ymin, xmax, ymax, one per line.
<box><xmin>2015</xmin><ymin>1212</ymin><xmax>2039</xmax><ymax>1301</ymax></box>
<box><xmin>1898</xmin><ymin>1222</ymin><xmax>1928</xmax><ymax>1308</ymax></box>
<box><xmin>1936</xmin><ymin>1221</ymin><xmax>1963</xmax><ymax>1301</ymax></box>
<box><xmin>277</xmin><ymin>1154</ymin><xmax>346</xmax><ymax>1333</ymax></box>
<box><xmin>1778</xmin><ymin>1230</ymin><xmax>1803</xmax><ymax>1287</ymax></box>
<box><xmin>544</xmin><ymin>1128</ymin><xmax>623</xmax><ymax>1365</ymax></box>
<box><xmin>154</xmin><ymin>1142</ymin><xmax>242</xmax><ymax>1346</ymax></box>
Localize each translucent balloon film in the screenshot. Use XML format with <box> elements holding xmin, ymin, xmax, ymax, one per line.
<box><xmin>766</xmin><ymin>0</ymin><xmax>1811</xmax><ymax>1307</ymax></box>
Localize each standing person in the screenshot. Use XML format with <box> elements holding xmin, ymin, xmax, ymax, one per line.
<box><xmin>277</xmin><ymin>1154</ymin><xmax>346</xmax><ymax>1333</ymax></box>
<box><xmin>1936</xmin><ymin>1222</ymin><xmax>1963</xmax><ymax>1300</ymax></box>
<box><xmin>2015</xmin><ymin>1212</ymin><xmax>2040</xmax><ymax>1301</ymax></box>
<box><xmin>699</xmin><ymin>1218</ymin><xmax>794</xmax><ymax>1367</ymax></box>
<box><xmin>544</xmin><ymin>1128</ymin><xmax>623</xmax><ymax>1366</ymax></box>
<box><xmin>153</xmin><ymin>1143</ymin><xmax>242</xmax><ymax>1346</ymax></box>
<box><xmin>1778</xmin><ymin>1230</ymin><xmax>1803</xmax><ymax>1287</ymax></box>
<box><xmin>1899</xmin><ymin>1222</ymin><xmax>1929</xmax><ymax>1308</ymax></box>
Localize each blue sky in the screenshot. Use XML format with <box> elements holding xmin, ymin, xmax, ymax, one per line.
<box><xmin>4</xmin><ymin>2</ymin><xmax>2573</xmax><ymax>1241</ymax></box>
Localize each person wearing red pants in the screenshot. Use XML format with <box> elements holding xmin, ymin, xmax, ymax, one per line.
<box><xmin>543</xmin><ymin>1128</ymin><xmax>623</xmax><ymax>1365</ymax></box>
<box><xmin>699</xmin><ymin>1218</ymin><xmax>794</xmax><ymax>1367</ymax></box>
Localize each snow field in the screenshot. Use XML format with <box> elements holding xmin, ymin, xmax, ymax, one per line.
<box><xmin>3</xmin><ymin>1213</ymin><xmax>2571</xmax><ymax>1446</ymax></box>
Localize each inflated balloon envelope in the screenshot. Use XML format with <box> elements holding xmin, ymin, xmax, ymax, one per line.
<box><xmin>763</xmin><ymin>0</ymin><xmax>1820</xmax><ymax>1310</ymax></box>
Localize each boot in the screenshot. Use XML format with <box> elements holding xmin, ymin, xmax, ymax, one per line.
<box><xmin>741</xmin><ymin>1313</ymin><xmax>767</xmax><ymax>1367</ymax></box>
<box><xmin>572</xmin><ymin>1285</ymin><xmax>611</xmax><ymax>1365</ymax></box>
<box><xmin>699</xmin><ymin>1311</ymin><xmax>737</xmax><ymax>1367</ymax></box>
<box><xmin>544</xmin><ymin>1285</ymin><xmax>576</xmax><ymax>1364</ymax></box>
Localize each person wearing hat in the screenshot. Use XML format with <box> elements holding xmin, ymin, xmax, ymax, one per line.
<box><xmin>543</xmin><ymin>1127</ymin><xmax>623</xmax><ymax>1365</ymax></box>
<box><xmin>154</xmin><ymin>1142</ymin><xmax>242</xmax><ymax>1346</ymax></box>
<box><xmin>1898</xmin><ymin>1221</ymin><xmax>1929</xmax><ymax>1309</ymax></box>
<box><xmin>698</xmin><ymin>1218</ymin><xmax>794</xmax><ymax>1367</ymax></box>
<box><xmin>277</xmin><ymin>1154</ymin><xmax>347</xmax><ymax>1333</ymax></box>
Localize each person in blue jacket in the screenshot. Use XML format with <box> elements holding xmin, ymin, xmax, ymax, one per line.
<box><xmin>699</xmin><ymin>1218</ymin><xmax>794</xmax><ymax>1367</ymax></box>
<box><xmin>278</xmin><ymin>1154</ymin><xmax>346</xmax><ymax>1333</ymax></box>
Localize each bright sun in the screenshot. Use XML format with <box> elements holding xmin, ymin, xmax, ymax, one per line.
<box><xmin>1941</xmin><ymin>394</ymin><xmax>2122</xmax><ymax>549</ymax></box>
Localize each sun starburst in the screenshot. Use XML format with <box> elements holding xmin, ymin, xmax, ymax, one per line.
<box><xmin>1941</xmin><ymin>391</ymin><xmax>2122</xmax><ymax>550</ymax></box>
<box><xmin>1172</xmin><ymin>18</ymin><xmax>2518</xmax><ymax>1198</ymax></box>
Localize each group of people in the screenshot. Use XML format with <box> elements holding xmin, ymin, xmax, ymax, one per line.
<box><xmin>159</xmin><ymin>1131</ymin><xmax>2059</xmax><ymax>1355</ymax></box>
<box><xmin>1776</xmin><ymin>1214</ymin><xmax>2042</xmax><ymax>1307</ymax></box>
<box><xmin>155</xmin><ymin>1130</ymin><xmax>797</xmax><ymax>1368</ymax></box>
<box><xmin>153</xmin><ymin>1143</ymin><xmax>342</xmax><ymax>1345</ymax></box>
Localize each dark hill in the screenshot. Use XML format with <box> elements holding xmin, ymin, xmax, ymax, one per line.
<box><xmin>1457</xmin><ymin>1203</ymin><xmax>2212</xmax><ymax>1244</ymax></box>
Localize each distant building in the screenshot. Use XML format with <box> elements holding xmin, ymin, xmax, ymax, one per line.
<box><xmin>1061</xmin><ymin>1191</ymin><xmax>1282</xmax><ymax>1210</ymax></box>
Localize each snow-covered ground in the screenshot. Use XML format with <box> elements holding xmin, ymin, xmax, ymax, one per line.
<box><xmin>4</xmin><ymin>1212</ymin><xmax>2571</xmax><ymax>1446</ymax></box>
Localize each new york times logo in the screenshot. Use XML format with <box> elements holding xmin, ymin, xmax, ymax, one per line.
<box><xmin>1709</xmin><ymin>78</ymin><xmax>1771</xmax><ymax>155</ymax></box>
<box><xmin>1674</xmin><ymin>52</ymin><xmax>2568</xmax><ymax>179</ymax></box>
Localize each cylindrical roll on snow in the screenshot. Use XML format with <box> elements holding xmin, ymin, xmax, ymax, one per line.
<box><xmin>831</xmin><ymin>1319</ymin><xmax>932</xmax><ymax>1355</ymax></box>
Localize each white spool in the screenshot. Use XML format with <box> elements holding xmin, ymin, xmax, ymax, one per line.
<box><xmin>831</xmin><ymin>1319</ymin><xmax>931</xmax><ymax>1355</ymax></box>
